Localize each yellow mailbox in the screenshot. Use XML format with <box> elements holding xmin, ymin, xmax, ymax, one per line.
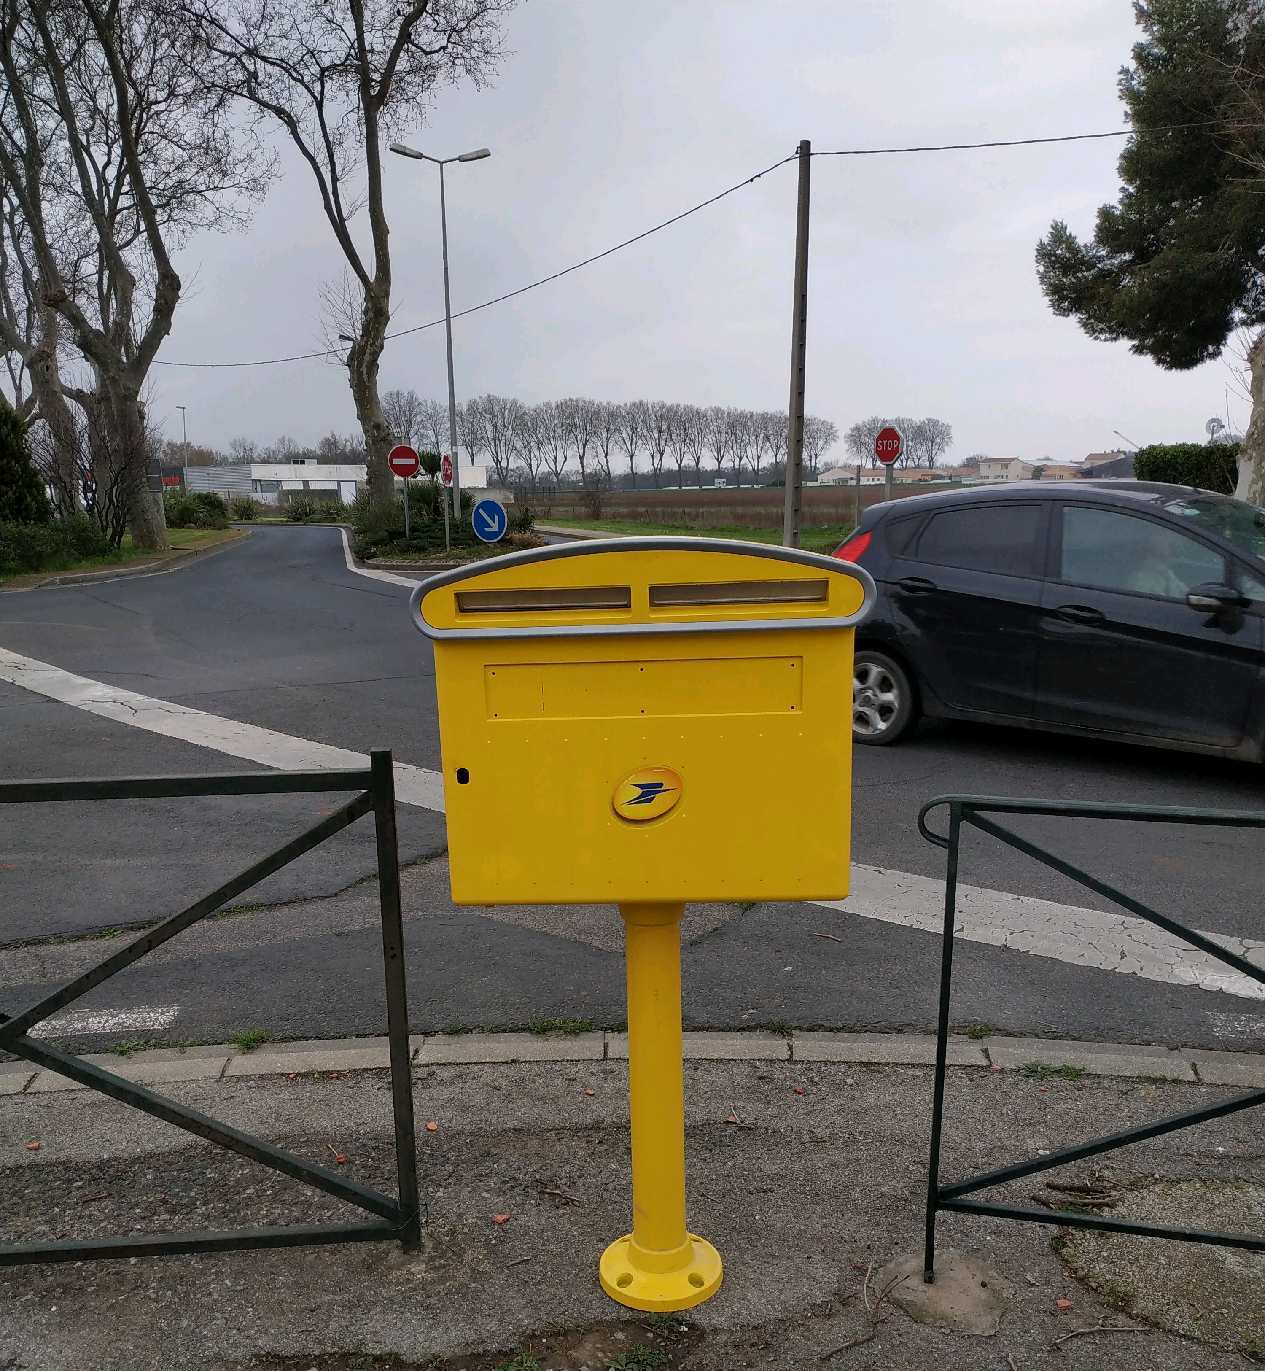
<box><xmin>411</xmin><ymin>537</ymin><xmax>874</xmax><ymax>1310</ymax></box>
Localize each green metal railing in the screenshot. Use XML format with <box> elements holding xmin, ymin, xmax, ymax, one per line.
<box><xmin>917</xmin><ymin>794</ymin><xmax>1265</xmax><ymax>1282</ymax></box>
<box><xmin>0</xmin><ymin>750</ymin><xmax>420</xmax><ymax>1265</ymax></box>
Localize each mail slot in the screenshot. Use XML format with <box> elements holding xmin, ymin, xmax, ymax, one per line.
<box><xmin>411</xmin><ymin>537</ymin><xmax>874</xmax><ymax>906</ymax></box>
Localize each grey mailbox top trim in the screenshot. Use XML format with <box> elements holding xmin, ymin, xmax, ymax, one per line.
<box><xmin>409</xmin><ymin>536</ymin><xmax>876</xmax><ymax>641</ymax></box>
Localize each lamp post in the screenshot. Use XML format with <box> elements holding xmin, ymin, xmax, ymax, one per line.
<box><xmin>176</xmin><ymin>405</ymin><xmax>187</xmax><ymax>448</ymax></box>
<box><xmin>388</xmin><ymin>141</ymin><xmax>490</xmax><ymax>520</ymax></box>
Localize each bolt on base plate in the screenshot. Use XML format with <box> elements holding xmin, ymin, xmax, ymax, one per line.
<box><xmin>599</xmin><ymin>1233</ymin><xmax>723</xmax><ymax>1312</ymax></box>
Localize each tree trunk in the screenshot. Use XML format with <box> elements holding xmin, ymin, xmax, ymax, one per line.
<box><xmin>1237</xmin><ymin>330</ymin><xmax>1265</xmax><ymax>506</ymax></box>
<box><xmin>88</xmin><ymin>379</ymin><xmax>167</xmax><ymax>549</ymax></box>
<box><xmin>349</xmin><ymin>291</ymin><xmax>394</xmax><ymax>509</ymax></box>
<box><xmin>26</xmin><ymin>310</ymin><xmax>81</xmax><ymax>515</ymax></box>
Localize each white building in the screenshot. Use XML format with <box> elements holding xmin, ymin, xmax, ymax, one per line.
<box><xmin>187</xmin><ymin>459</ymin><xmax>493</xmax><ymax>507</ymax></box>
<box><xmin>973</xmin><ymin>457</ymin><xmax>1036</xmax><ymax>483</ymax></box>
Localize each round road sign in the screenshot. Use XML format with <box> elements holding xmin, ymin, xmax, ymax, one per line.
<box><xmin>441</xmin><ymin>453</ymin><xmax>454</xmax><ymax>488</ymax></box>
<box><xmin>472</xmin><ymin>497</ymin><xmax>508</xmax><ymax>544</ymax></box>
<box><xmin>874</xmin><ymin>426</ymin><xmax>904</xmax><ymax>467</ymax></box>
<box><xmin>388</xmin><ymin>444</ymin><xmax>420</xmax><ymax>479</ymax></box>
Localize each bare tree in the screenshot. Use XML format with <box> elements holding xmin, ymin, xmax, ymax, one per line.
<box><xmin>417</xmin><ymin>397</ymin><xmax>448</xmax><ymax>457</ymax></box>
<box><xmin>615</xmin><ymin>400</ymin><xmax>645</xmax><ymax>490</ymax></box>
<box><xmin>557</xmin><ymin>395</ymin><xmax>599</xmax><ymax>488</ymax></box>
<box><xmin>382</xmin><ymin>387</ymin><xmax>424</xmax><ymax>448</ymax></box>
<box><xmin>643</xmin><ymin>400</ymin><xmax>672</xmax><ymax>488</ymax></box>
<box><xmin>511</xmin><ymin>405</ymin><xmax>545</xmax><ymax>490</ymax></box>
<box><xmin>801</xmin><ymin>415</ymin><xmax>838</xmax><ymax>477</ymax></box>
<box><xmin>592</xmin><ymin>399</ymin><xmax>621</xmax><ymax>487</ymax></box>
<box><xmin>845</xmin><ymin>417</ymin><xmax>891</xmax><ymax>468</ymax></box>
<box><xmin>0</xmin><ymin>0</ymin><xmax>267</xmax><ymax>547</ymax></box>
<box><xmin>681</xmin><ymin>404</ymin><xmax>707</xmax><ymax>488</ymax></box>
<box><xmin>526</xmin><ymin>400</ymin><xmax>568</xmax><ymax>490</ymax></box>
<box><xmin>462</xmin><ymin>393</ymin><xmax>524</xmax><ymax>485</ymax></box>
<box><xmin>704</xmin><ymin>405</ymin><xmax>729</xmax><ymax>485</ymax></box>
<box><xmin>182</xmin><ymin>0</ymin><xmax>514</xmax><ymax>510</ymax></box>
<box><xmin>908</xmin><ymin>417</ymin><xmax>953</xmax><ymax>468</ymax></box>
<box><xmin>226</xmin><ymin>436</ymin><xmax>259</xmax><ymax>465</ymax></box>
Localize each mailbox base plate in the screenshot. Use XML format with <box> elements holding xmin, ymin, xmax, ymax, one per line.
<box><xmin>599</xmin><ymin>1232</ymin><xmax>723</xmax><ymax>1311</ymax></box>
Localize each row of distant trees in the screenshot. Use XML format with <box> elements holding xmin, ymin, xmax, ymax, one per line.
<box><xmin>173</xmin><ymin>394</ymin><xmax>844</xmax><ymax>490</ymax></box>
<box><xmin>844</xmin><ymin>416</ymin><xmax>954</xmax><ymax>468</ymax></box>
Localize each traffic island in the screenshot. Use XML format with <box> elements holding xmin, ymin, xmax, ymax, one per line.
<box><xmin>2</xmin><ymin>1056</ymin><xmax>1261</xmax><ymax>1370</ymax></box>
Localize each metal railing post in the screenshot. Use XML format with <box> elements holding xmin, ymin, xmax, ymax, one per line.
<box><xmin>370</xmin><ymin>749</ymin><xmax>422</xmax><ymax>1252</ymax></box>
<box><xmin>923</xmin><ymin>802</ymin><xmax>961</xmax><ymax>1283</ymax></box>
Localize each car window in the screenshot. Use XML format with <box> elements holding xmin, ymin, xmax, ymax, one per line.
<box><xmin>1059</xmin><ymin>506</ymin><xmax>1225</xmax><ymax>600</ymax></box>
<box><xmin>1240</xmin><ymin>565</ymin><xmax>1265</xmax><ymax>603</ymax></box>
<box><xmin>913</xmin><ymin>504</ymin><xmax>1043</xmax><ymax>577</ymax></box>
<box><xmin>885</xmin><ymin>515</ymin><xmax>923</xmax><ymax>555</ymax></box>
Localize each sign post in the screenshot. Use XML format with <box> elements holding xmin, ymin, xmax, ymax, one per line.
<box><xmin>874</xmin><ymin>425</ymin><xmax>904</xmax><ymax>503</ymax></box>
<box><xmin>388</xmin><ymin>445</ymin><xmax>421</xmax><ymax>543</ymax></box>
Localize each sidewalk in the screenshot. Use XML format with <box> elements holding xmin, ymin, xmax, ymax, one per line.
<box><xmin>3</xmin><ymin>1045</ymin><xmax>1262</xmax><ymax>1370</ymax></box>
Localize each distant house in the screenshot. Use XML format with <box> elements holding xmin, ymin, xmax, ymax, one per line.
<box><xmin>975</xmin><ymin>457</ymin><xmax>1035</xmax><ymax>482</ymax></box>
<box><xmin>1039</xmin><ymin>463</ymin><xmax>1082</xmax><ymax>481</ymax></box>
<box><xmin>817</xmin><ymin>465</ymin><xmax>951</xmax><ymax>487</ymax></box>
<box><xmin>1082</xmin><ymin>450</ymin><xmax>1135</xmax><ymax>479</ymax></box>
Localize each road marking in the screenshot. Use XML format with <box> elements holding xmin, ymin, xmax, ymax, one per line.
<box><xmin>28</xmin><ymin>1005</ymin><xmax>180</xmax><ymax>1038</ymax></box>
<box><xmin>4</xmin><ymin>646</ymin><xmax>1263</xmax><ymax>1003</ymax></box>
<box><xmin>820</xmin><ymin>865</ymin><xmax>1265</xmax><ymax>1002</ymax></box>
<box><xmin>0</xmin><ymin>646</ymin><xmax>444</xmax><ymax>811</ymax></box>
<box><xmin>338</xmin><ymin>527</ymin><xmax>421</xmax><ymax>588</ymax></box>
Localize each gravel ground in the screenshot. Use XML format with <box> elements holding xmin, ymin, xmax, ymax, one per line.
<box><xmin>2</xmin><ymin>1059</ymin><xmax>1263</xmax><ymax>1370</ymax></box>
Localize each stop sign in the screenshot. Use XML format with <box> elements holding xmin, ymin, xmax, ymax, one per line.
<box><xmin>874</xmin><ymin>426</ymin><xmax>904</xmax><ymax>467</ymax></box>
<box><xmin>388</xmin><ymin>444</ymin><xmax>420</xmax><ymax>479</ymax></box>
<box><xmin>441</xmin><ymin>453</ymin><xmax>453</xmax><ymax>488</ymax></box>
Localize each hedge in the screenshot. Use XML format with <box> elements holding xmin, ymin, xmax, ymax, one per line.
<box><xmin>1132</xmin><ymin>442</ymin><xmax>1238</xmax><ymax>494</ymax></box>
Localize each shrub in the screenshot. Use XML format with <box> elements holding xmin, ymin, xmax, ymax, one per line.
<box><xmin>62</xmin><ymin>514</ymin><xmax>112</xmax><ymax>559</ymax></box>
<box><xmin>0</xmin><ymin>393</ymin><xmax>50</xmax><ymax>525</ymax></box>
<box><xmin>350</xmin><ymin>485</ymin><xmax>478</xmax><ymax>558</ymax></box>
<box><xmin>509</xmin><ymin>503</ymin><xmax>535</xmax><ymax>533</ymax></box>
<box><xmin>1133</xmin><ymin>442</ymin><xmax>1238</xmax><ymax>494</ymax></box>
<box><xmin>164</xmin><ymin>490</ymin><xmax>229</xmax><ymax>529</ymax></box>
<box><xmin>229</xmin><ymin>496</ymin><xmax>260</xmax><ymax>520</ymax></box>
<box><xmin>283</xmin><ymin>493</ymin><xmax>344</xmax><ymax>523</ymax></box>
<box><xmin>0</xmin><ymin>515</ymin><xmax>111</xmax><ymax>576</ymax></box>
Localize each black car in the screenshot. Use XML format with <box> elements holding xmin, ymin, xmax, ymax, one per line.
<box><xmin>832</xmin><ymin>481</ymin><xmax>1265</xmax><ymax>760</ymax></box>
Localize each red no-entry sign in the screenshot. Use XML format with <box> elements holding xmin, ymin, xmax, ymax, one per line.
<box><xmin>874</xmin><ymin>427</ymin><xmax>904</xmax><ymax>467</ymax></box>
<box><xmin>441</xmin><ymin>453</ymin><xmax>453</xmax><ymax>488</ymax></box>
<box><xmin>388</xmin><ymin>445</ymin><xmax>420</xmax><ymax>480</ymax></box>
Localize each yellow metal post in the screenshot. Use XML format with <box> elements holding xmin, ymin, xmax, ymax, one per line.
<box><xmin>599</xmin><ymin>902</ymin><xmax>723</xmax><ymax>1311</ymax></box>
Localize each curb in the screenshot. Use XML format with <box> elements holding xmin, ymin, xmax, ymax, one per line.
<box><xmin>535</xmin><ymin>524</ymin><xmax>615</xmax><ymax>540</ymax></box>
<box><xmin>1</xmin><ymin>530</ymin><xmax>247</xmax><ymax>593</ymax></box>
<box><xmin>4</xmin><ymin>1030</ymin><xmax>1263</xmax><ymax>1097</ymax></box>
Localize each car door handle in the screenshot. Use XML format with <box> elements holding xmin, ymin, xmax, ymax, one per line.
<box><xmin>896</xmin><ymin>576</ymin><xmax>937</xmax><ymax>594</ymax></box>
<box><xmin>1053</xmin><ymin>603</ymin><xmax>1105</xmax><ymax>625</ymax></box>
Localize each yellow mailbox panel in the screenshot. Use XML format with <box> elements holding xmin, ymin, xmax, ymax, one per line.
<box><xmin>411</xmin><ymin>538</ymin><xmax>874</xmax><ymax>905</ymax></box>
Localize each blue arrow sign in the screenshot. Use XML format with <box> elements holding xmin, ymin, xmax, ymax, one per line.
<box><xmin>472</xmin><ymin>497</ymin><xmax>508</xmax><ymax>544</ymax></box>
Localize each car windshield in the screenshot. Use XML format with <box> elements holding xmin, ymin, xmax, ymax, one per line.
<box><xmin>1155</xmin><ymin>493</ymin><xmax>1265</xmax><ymax>561</ymax></box>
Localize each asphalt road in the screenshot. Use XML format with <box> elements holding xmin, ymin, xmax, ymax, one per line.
<box><xmin>2</xmin><ymin>525</ymin><xmax>1263</xmax><ymax>1051</ymax></box>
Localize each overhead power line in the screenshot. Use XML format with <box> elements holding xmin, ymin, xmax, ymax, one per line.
<box><xmin>153</xmin><ymin>154</ymin><xmax>796</xmax><ymax>369</ymax></box>
<box><xmin>153</xmin><ymin>119</ymin><xmax>1219</xmax><ymax>371</ymax></box>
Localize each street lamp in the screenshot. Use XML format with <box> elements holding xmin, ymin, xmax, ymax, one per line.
<box><xmin>1112</xmin><ymin>428</ymin><xmax>1141</xmax><ymax>451</ymax></box>
<box><xmin>176</xmin><ymin>405</ymin><xmax>188</xmax><ymax>448</ymax></box>
<box><xmin>389</xmin><ymin>141</ymin><xmax>491</xmax><ymax>518</ymax></box>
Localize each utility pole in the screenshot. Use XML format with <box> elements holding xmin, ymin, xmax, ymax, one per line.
<box><xmin>439</xmin><ymin>160</ymin><xmax>461</xmax><ymax>522</ymax></box>
<box><xmin>782</xmin><ymin>139</ymin><xmax>811</xmax><ymax>549</ymax></box>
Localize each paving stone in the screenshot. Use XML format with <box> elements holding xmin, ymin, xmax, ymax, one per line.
<box><xmin>416</xmin><ymin>1032</ymin><xmax>604</xmax><ymax>1065</ymax></box>
<box><xmin>986</xmin><ymin>1036</ymin><xmax>1194</xmax><ymax>1080</ymax></box>
<box><xmin>604</xmin><ymin>1032</ymin><xmax>790</xmax><ymax>1061</ymax></box>
<box><xmin>225</xmin><ymin>1044</ymin><xmax>391</xmax><ymax>1077</ymax></box>
<box><xmin>792</xmin><ymin>1032</ymin><xmax>987</xmax><ymax>1066</ymax></box>
<box><xmin>0</xmin><ymin>1070</ymin><xmax>35</xmax><ymax>1096</ymax></box>
<box><xmin>1188</xmin><ymin>1050</ymin><xmax>1265</xmax><ymax>1088</ymax></box>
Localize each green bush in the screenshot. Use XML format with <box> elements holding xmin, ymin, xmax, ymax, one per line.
<box><xmin>285</xmin><ymin>495</ymin><xmax>344</xmax><ymax>523</ymax></box>
<box><xmin>164</xmin><ymin>490</ymin><xmax>229</xmax><ymax>529</ymax></box>
<box><xmin>509</xmin><ymin>503</ymin><xmax>535</xmax><ymax>532</ymax></box>
<box><xmin>0</xmin><ymin>515</ymin><xmax>112</xmax><ymax>576</ymax></box>
<box><xmin>0</xmin><ymin>393</ymin><xmax>50</xmax><ymax>525</ymax></box>
<box><xmin>350</xmin><ymin>486</ymin><xmax>476</xmax><ymax>558</ymax></box>
<box><xmin>1133</xmin><ymin>442</ymin><xmax>1238</xmax><ymax>494</ymax></box>
<box><xmin>229</xmin><ymin>496</ymin><xmax>260</xmax><ymax>520</ymax></box>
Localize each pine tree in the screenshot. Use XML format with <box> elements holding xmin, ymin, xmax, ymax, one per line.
<box><xmin>0</xmin><ymin>393</ymin><xmax>50</xmax><ymax>525</ymax></box>
<box><xmin>1035</xmin><ymin>0</ymin><xmax>1265</xmax><ymax>503</ymax></box>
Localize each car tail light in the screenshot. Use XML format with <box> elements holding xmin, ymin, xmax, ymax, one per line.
<box><xmin>832</xmin><ymin>530</ymin><xmax>872</xmax><ymax>562</ymax></box>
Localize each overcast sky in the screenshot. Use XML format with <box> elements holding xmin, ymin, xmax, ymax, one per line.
<box><xmin>148</xmin><ymin>0</ymin><xmax>1246</xmax><ymax>465</ymax></box>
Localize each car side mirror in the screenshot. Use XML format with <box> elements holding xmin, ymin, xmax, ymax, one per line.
<box><xmin>1186</xmin><ymin>582</ymin><xmax>1249</xmax><ymax>612</ymax></box>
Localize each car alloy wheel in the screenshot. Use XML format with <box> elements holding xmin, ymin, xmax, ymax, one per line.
<box><xmin>853</xmin><ymin>658</ymin><xmax>902</xmax><ymax>738</ymax></box>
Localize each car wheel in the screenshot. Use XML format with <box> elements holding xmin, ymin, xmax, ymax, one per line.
<box><xmin>853</xmin><ymin>650</ymin><xmax>916</xmax><ymax>746</ymax></box>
